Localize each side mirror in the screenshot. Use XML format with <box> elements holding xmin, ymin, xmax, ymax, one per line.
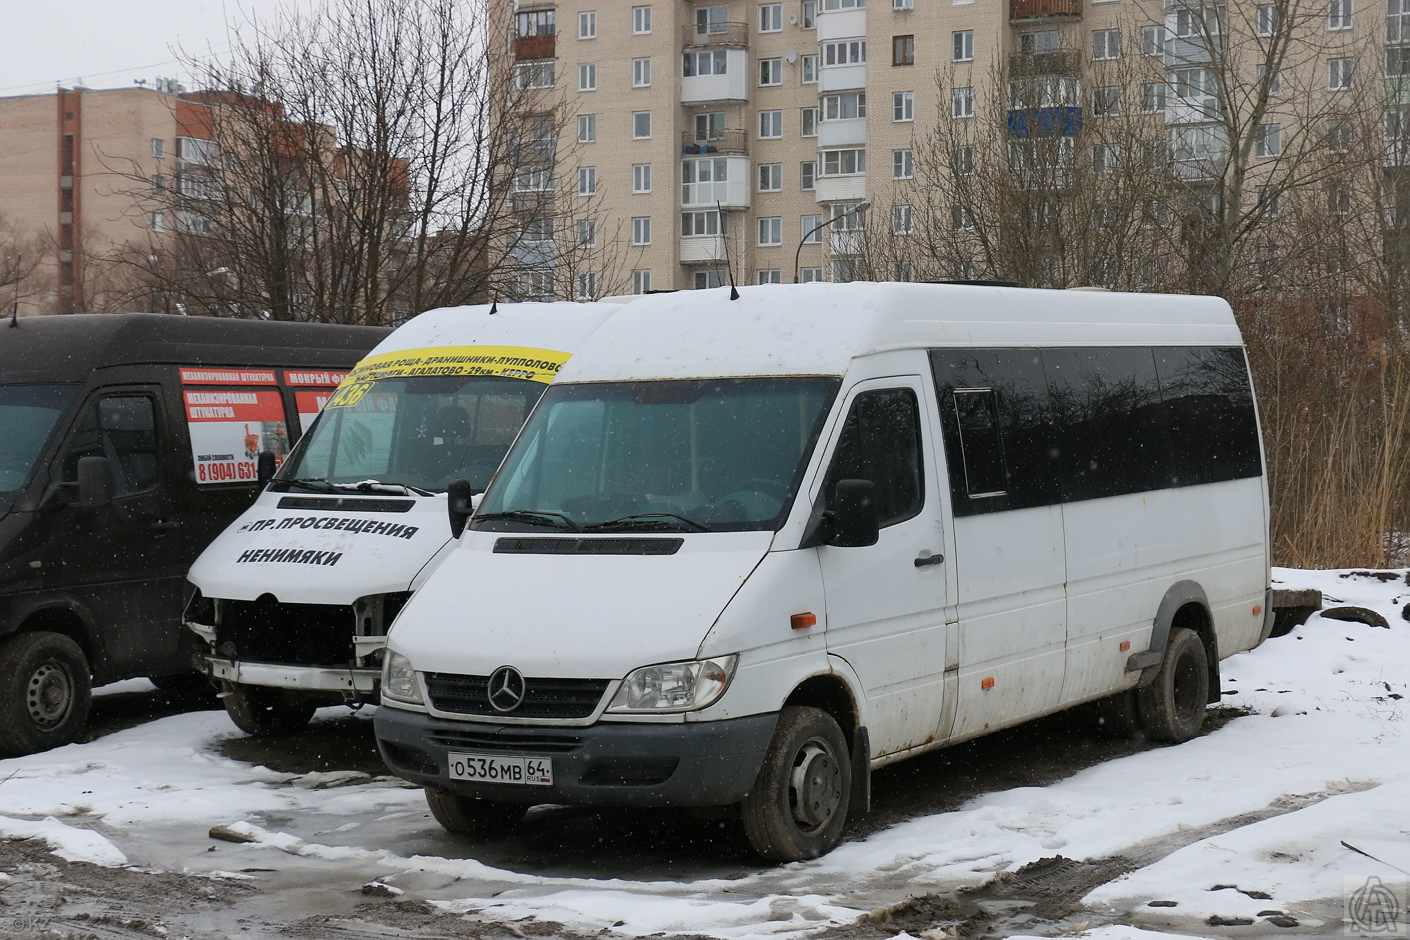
<box><xmin>256</xmin><ymin>450</ymin><xmax>278</xmax><ymax>486</ymax></box>
<box><xmin>76</xmin><ymin>455</ymin><xmax>114</xmax><ymax>509</ymax></box>
<box><xmin>828</xmin><ymin>479</ymin><xmax>879</xmax><ymax>548</ymax></box>
<box><xmin>447</xmin><ymin>478</ymin><xmax>475</xmax><ymax>536</ymax></box>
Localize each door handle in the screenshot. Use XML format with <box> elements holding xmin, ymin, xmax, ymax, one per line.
<box><xmin>914</xmin><ymin>552</ymin><xmax>944</xmax><ymax>568</ymax></box>
<box><xmin>149</xmin><ymin>519</ymin><xmax>180</xmax><ymax>532</ymax></box>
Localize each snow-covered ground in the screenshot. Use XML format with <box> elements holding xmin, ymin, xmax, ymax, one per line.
<box><xmin>1</xmin><ymin>567</ymin><xmax>1407</xmax><ymax>940</ymax></box>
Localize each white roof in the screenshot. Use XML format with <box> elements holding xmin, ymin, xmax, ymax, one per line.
<box><xmin>366</xmin><ymin>301</ymin><xmax>624</xmax><ymax>359</ymax></box>
<box><xmin>556</xmin><ymin>283</ymin><xmax>1242</xmax><ymax>382</ymax></box>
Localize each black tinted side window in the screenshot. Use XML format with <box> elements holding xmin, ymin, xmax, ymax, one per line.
<box><xmin>1044</xmin><ymin>348</ymin><xmax>1165</xmax><ymax>502</ymax></box>
<box><xmin>824</xmin><ymin>388</ymin><xmax>923</xmax><ymax>527</ymax></box>
<box><xmin>1153</xmin><ymin>347</ymin><xmax>1262</xmax><ymax>486</ymax></box>
<box><xmin>64</xmin><ymin>396</ymin><xmax>160</xmax><ymax>497</ymax></box>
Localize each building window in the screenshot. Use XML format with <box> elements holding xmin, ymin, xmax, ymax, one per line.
<box><xmin>1141</xmin><ymin>25</ymin><xmax>1165</xmax><ymax>55</ymax></box>
<box><xmin>1328</xmin><ymin>181</ymin><xmax>1352</xmax><ymax>214</ymax></box>
<box><xmin>151</xmin><ymin>138</ymin><xmax>165</xmax><ymax>158</ymax></box>
<box><xmin>515</xmin><ymin>167</ymin><xmax>554</xmax><ymax>192</ymax></box>
<box><xmin>1141</xmin><ymin>82</ymin><xmax>1167</xmax><ymax>113</ymax></box>
<box><xmin>631</xmin><ymin>216</ymin><xmax>652</xmax><ymax>245</ymax></box>
<box><xmin>1327</xmin><ymin>117</ymin><xmax>1352</xmax><ymax>152</ymax></box>
<box><xmin>1020</xmin><ymin>29</ymin><xmax>1061</xmax><ymax>53</ymax></box>
<box><xmin>576</xmin><ymin>271</ymin><xmax>598</xmax><ymax>300</ymax></box>
<box><xmin>579</xmin><ymin>63</ymin><xmax>597</xmax><ymax>91</ymax></box>
<box><xmin>632</xmin><ymin>269</ymin><xmax>652</xmax><ymax>293</ymax></box>
<box><xmin>633</xmin><ymin>58</ymin><xmax>652</xmax><ymax>87</ymax></box>
<box><xmin>801</xmin><ymin>54</ymin><xmax>819</xmax><ymax>83</ymax></box>
<box><xmin>633</xmin><ymin>111</ymin><xmax>652</xmax><ymax>138</ymax></box>
<box><xmin>954</xmin><ymin>144</ymin><xmax>974</xmax><ymax>175</ymax></box>
<box><xmin>1329</xmin><ymin>0</ymin><xmax>1352</xmax><ymax>30</ymax></box>
<box><xmin>758</xmin><ymin>269</ymin><xmax>782</xmax><ymax>285</ymax></box>
<box><xmin>1258</xmin><ymin>64</ymin><xmax>1282</xmax><ymax>95</ymax></box>
<box><xmin>683</xmin><ymin>157</ymin><xmax>730</xmax><ymax>203</ymax></box>
<box><xmin>760</xmin><ymin>3</ymin><xmax>782</xmax><ymax>31</ymax></box>
<box><xmin>694</xmin><ymin>270</ymin><xmax>728</xmax><ymax>289</ymax></box>
<box><xmin>759</xmin><ymin>109</ymin><xmax>783</xmax><ymax>138</ymax></box>
<box><xmin>1093</xmin><ymin>86</ymin><xmax>1120</xmax><ymax>116</ymax></box>
<box><xmin>151</xmin><ymin>174</ymin><xmax>165</xmax><ymax>193</ymax></box>
<box><xmin>952</xmin><ymin>86</ymin><xmax>974</xmax><ymax>118</ymax></box>
<box><xmin>822</xmin><ymin>148</ymin><xmax>866</xmax><ymax>175</ymax></box>
<box><xmin>952</xmin><ymin>205</ymin><xmax>974</xmax><ymax>231</ymax></box>
<box><xmin>801</xmin><ymin>0</ymin><xmax>817</xmax><ymax>28</ymax></box>
<box><xmin>683</xmin><ymin>49</ymin><xmax>728</xmax><ymax>77</ymax></box>
<box><xmin>632</xmin><ymin>164</ymin><xmax>652</xmax><ymax>193</ymax></box>
<box><xmin>579</xmin><ymin>10</ymin><xmax>597</xmax><ymax>38</ymax></box>
<box><xmin>1256</xmin><ymin>186</ymin><xmax>1280</xmax><ymax>218</ymax></box>
<box><xmin>1093</xmin><ymin>143</ymin><xmax>1119</xmax><ymax>173</ymax></box>
<box><xmin>802</xmin><ymin>214</ymin><xmax>822</xmax><ymax>242</ymax></box>
<box><xmin>1256</xmin><ymin>123</ymin><xmax>1281</xmax><ymax>157</ymax></box>
<box><xmin>894</xmin><ymin>0</ymin><xmax>914</xmax><ymax>9</ymax></box>
<box><xmin>893</xmin><ymin>148</ymin><xmax>913</xmax><ymax>179</ymax></box>
<box><xmin>578</xmin><ymin>114</ymin><xmax>597</xmax><ymax>142</ymax></box>
<box><xmin>801</xmin><ymin>106</ymin><xmax>819</xmax><ymax>137</ymax></box>
<box><xmin>759</xmin><ymin>58</ymin><xmax>783</xmax><ymax>85</ymax></box>
<box><xmin>953</xmin><ymin>30</ymin><xmax>974</xmax><ymax>62</ymax></box>
<box><xmin>578</xmin><ymin>219</ymin><xmax>598</xmax><ymax>246</ymax></box>
<box><xmin>822</xmin><ymin>40</ymin><xmax>866</xmax><ymax>66</ymax></box>
<box><xmin>801</xmin><ymin>267</ymin><xmax>823</xmax><ymax>283</ymax></box>
<box><xmin>758</xmin><ymin>216</ymin><xmax>783</xmax><ymax>245</ymax></box>
<box><xmin>801</xmin><ymin>161</ymin><xmax>817</xmax><ymax>190</ymax></box>
<box><xmin>893</xmin><ymin>90</ymin><xmax>914</xmax><ymax>121</ymax></box>
<box><xmin>515</xmin><ymin>61</ymin><xmax>555</xmax><ymax>89</ymax></box>
<box><xmin>892</xmin><ymin>204</ymin><xmax>913</xmax><ymax>235</ymax></box>
<box><xmin>1092</xmin><ymin>28</ymin><xmax>1120</xmax><ymax>60</ymax></box>
<box><xmin>151</xmin><ymin>211</ymin><xmax>166</xmax><ymax>231</ymax></box>
<box><xmin>823</xmin><ymin>91</ymin><xmax>866</xmax><ymax>120</ymax></box>
<box><xmin>633</xmin><ymin>5</ymin><xmax>652</xmax><ymax>34</ymax></box>
<box><xmin>822</xmin><ymin>0</ymin><xmax>865</xmax><ymax>8</ymax></box>
<box><xmin>893</xmin><ymin>35</ymin><xmax>915</xmax><ymax>66</ymax></box>
<box><xmin>579</xmin><ymin>166</ymin><xmax>598</xmax><ymax>195</ymax></box>
<box><xmin>1329</xmin><ymin>57</ymin><xmax>1353</xmax><ymax>90</ymax></box>
<box><xmin>759</xmin><ymin>163</ymin><xmax>783</xmax><ymax>191</ymax></box>
<box><xmin>682</xmin><ymin>209</ymin><xmax>724</xmax><ymax>236</ymax></box>
<box><xmin>1257</xmin><ymin>4</ymin><xmax>1277</xmax><ymax>36</ymax></box>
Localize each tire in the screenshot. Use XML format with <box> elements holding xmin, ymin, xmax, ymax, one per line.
<box><xmin>0</xmin><ymin>632</ymin><xmax>92</xmax><ymax>756</ymax></box>
<box><xmin>741</xmin><ymin>706</ymin><xmax>851</xmax><ymax>862</ymax></box>
<box><xmin>222</xmin><ymin>683</ymin><xmax>317</xmax><ymax>735</ymax></box>
<box><xmin>1137</xmin><ymin>627</ymin><xmax>1209</xmax><ymax>743</ymax></box>
<box><xmin>424</xmin><ymin>788</ymin><xmax>526</xmax><ymax>837</ymax></box>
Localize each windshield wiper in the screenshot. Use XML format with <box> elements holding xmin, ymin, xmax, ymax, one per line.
<box><xmin>355</xmin><ymin>480</ymin><xmax>435</xmax><ymax>497</ymax></box>
<box><xmin>585</xmin><ymin>513</ymin><xmax>712</xmax><ymax>533</ymax></box>
<box><xmin>474</xmin><ymin>510</ymin><xmax>583</xmax><ymax>531</ymax></box>
<box><xmin>278</xmin><ymin>478</ymin><xmax>342</xmax><ymax>494</ymax></box>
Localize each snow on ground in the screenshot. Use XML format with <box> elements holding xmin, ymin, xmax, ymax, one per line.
<box><xmin>0</xmin><ymin>566</ymin><xmax>1406</xmax><ymax>939</ymax></box>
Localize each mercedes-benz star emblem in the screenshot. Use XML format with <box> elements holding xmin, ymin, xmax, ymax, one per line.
<box><xmin>487</xmin><ymin>666</ymin><xmax>527</xmax><ymax>713</ymax></box>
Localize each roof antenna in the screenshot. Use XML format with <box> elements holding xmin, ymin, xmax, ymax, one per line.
<box><xmin>489</xmin><ymin>298</ymin><xmax>498</xmax><ymax>315</ymax></box>
<box><xmin>9</xmin><ymin>296</ymin><xmax>17</xmax><ymax>329</ymax></box>
<box><xmin>717</xmin><ymin>201</ymin><xmax>740</xmax><ymax>300</ymax></box>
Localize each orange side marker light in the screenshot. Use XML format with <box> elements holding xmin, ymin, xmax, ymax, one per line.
<box><xmin>791</xmin><ymin>612</ymin><xmax>817</xmax><ymax>630</ymax></box>
<box><xmin>981</xmin><ymin>677</ymin><xmax>995</xmax><ymax>691</ymax></box>
<box><xmin>1119</xmin><ymin>641</ymin><xmax>1131</xmax><ymax>652</ymax></box>
<box><xmin>1253</xmin><ymin>605</ymin><xmax>1263</xmax><ymax>616</ymax></box>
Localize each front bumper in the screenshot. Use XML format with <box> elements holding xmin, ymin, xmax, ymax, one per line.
<box><xmin>374</xmin><ymin>705</ymin><xmax>778</xmax><ymax>808</ymax></box>
<box><xmin>205</xmin><ymin>656</ymin><xmax>378</xmax><ymax>694</ymax></box>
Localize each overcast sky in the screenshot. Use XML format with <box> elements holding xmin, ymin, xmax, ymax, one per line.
<box><xmin>0</xmin><ymin>0</ymin><xmax>308</xmax><ymax>98</ymax></box>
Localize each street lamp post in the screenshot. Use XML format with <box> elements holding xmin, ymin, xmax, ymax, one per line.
<box><xmin>794</xmin><ymin>200</ymin><xmax>870</xmax><ymax>284</ymax></box>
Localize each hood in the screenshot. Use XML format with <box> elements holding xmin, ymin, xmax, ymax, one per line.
<box><xmin>386</xmin><ymin>529</ymin><xmax>774</xmax><ymax>679</ymax></box>
<box><xmin>188</xmin><ymin>491</ymin><xmax>453</xmax><ymax>604</ymax></box>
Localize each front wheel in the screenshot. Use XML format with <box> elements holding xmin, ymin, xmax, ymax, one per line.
<box><xmin>222</xmin><ymin>683</ymin><xmax>317</xmax><ymax>735</ymax></box>
<box><xmin>741</xmin><ymin>706</ymin><xmax>851</xmax><ymax>862</ymax></box>
<box><xmin>1137</xmin><ymin>626</ymin><xmax>1209</xmax><ymax>743</ymax></box>
<box><xmin>0</xmin><ymin>631</ymin><xmax>92</xmax><ymax>756</ymax></box>
<box><xmin>424</xmin><ymin>788</ymin><xmax>526</xmax><ymax>837</ymax></box>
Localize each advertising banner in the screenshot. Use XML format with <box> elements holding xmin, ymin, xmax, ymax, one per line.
<box><xmin>183</xmin><ymin>388</ymin><xmax>289</xmax><ymax>485</ymax></box>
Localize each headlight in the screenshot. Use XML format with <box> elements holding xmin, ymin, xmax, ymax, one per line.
<box><xmin>381</xmin><ymin>650</ymin><xmax>424</xmax><ymax>705</ymax></box>
<box><xmin>607</xmin><ymin>655</ymin><xmax>738</xmax><ymax>713</ymax></box>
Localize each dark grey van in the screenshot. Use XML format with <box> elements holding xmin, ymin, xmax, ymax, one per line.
<box><xmin>0</xmin><ymin>314</ymin><xmax>386</xmax><ymax>754</ymax></box>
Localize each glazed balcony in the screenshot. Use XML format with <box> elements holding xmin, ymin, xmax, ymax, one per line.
<box><xmin>1010</xmin><ymin>0</ymin><xmax>1082</xmax><ymax>20</ymax></box>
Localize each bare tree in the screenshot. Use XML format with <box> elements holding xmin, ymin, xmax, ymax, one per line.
<box><xmin>0</xmin><ymin>212</ymin><xmax>46</xmax><ymax>315</ymax></box>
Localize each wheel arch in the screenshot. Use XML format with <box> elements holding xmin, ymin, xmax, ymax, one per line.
<box><xmin>1132</xmin><ymin>580</ymin><xmax>1220</xmax><ymax>704</ymax></box>
<box><xmin>784</xmin><ymin>665</ymin><xmax>871</xmax><ymax>815</ymax></box>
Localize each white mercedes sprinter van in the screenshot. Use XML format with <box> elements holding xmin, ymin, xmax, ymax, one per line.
<box><xmin>373</xmin><ymin>283</ymin><xmax>1271</xmax><ymax>861</ymax></box>
<box><xmin>185</xmin><ymin>302</ymin><xmax>622</xmax><ymax>735</ymax></box>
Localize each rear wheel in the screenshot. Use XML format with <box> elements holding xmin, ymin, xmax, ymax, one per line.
<box><xmin>0</xmin><ymin>632</ymin><xmax>92</xmax><ymax>756</ymax></box>
<box><xmin>1137</xmin><ymin>627</ymin><xmax>1209</xmax><ymax>743</ymax></box>
<box><xmin>222</xmin><ymin>683</ymin><xmax>317</xmax><ymax>735</ymax></box>
<box><xmin>425</xmin><ymin>788</ymin><xmax>526</xmax><ymax>837</ymax></box>
<box><xmin>741</xmin><ymin>706</ymin><xmax>851</xmax><ymax>862</ymax></box>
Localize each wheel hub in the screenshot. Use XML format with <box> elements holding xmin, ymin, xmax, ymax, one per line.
<box><xmin>26</xmin><ymin>661</ymin><xmax>73</xmax><ymax>730</ymax></box>
<box><xmin>789</xmin><ymin>740</ymin><xmax>841</xmax><ymax>831</ymax></box>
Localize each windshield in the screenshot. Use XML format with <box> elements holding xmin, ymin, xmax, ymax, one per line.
<box><xmin>277</xmin><ymin>375</ymin><xmax>546</xmax><ymax>493</ymax></box>
<box><xmin>474</xmin><ymin>377</ymin><xmax>839</xmax><ymax>533</ymax></box>
<box><xmin>0</xmin><ymin>384</ymin><xmax>80</xmax><ymax>509</ymax></box>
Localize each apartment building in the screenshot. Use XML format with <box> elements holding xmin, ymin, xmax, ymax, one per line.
<box><xmin>0</xmin><ymin>85</ymin><xmax>227</xmax><ymax>315</ymax></box>
<box><xmin>495</xmin><ymin>0</ymin><xmax>1395</xmax><ymax>294</ymax></box>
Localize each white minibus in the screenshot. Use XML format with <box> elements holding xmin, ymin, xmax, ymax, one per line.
<box><xmin>185</xmin><ymin>302</ymin><xmax>622</xmax><ymax>734</ymax></box>
<box><xmin>373</xmin><ymin>283</ymin><xmax>1271</xmax><ymax>861</ymax></box>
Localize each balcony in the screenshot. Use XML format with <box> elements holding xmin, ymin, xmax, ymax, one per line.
<box><xmin>1008</xmin><ymin>51</ymin><xmax>1081</xmax><ymax>77</ymax></box>
<box><xmin>829</xmin><ymin>230</ymin><xmax>865</xmax><ymax>256</ymax></box>
<box><xmin>1010</xmin><ymin>0</ymin><xmax>1081</xmax><ymax>20</ymax></box>
<box><xmin>679</xmin><ymin>128</ymin><xmax>748</xmax><ymax>155</ymax></box>
<box><xmin>814</xmin><ymin>174</ymin><xmax>867</xmax><ymax>203</ymax></box>
<box><xmin>682</xmin><ymin>51</ymin><xmax>751</xmax><ymax>104</ymax></box>
<box><xmin>1007</xmin><ymin>107</ymin><xmax>1084</xmax><ymax>137</ymax></box>
<box><xmin>680</xmin><ymin>234</ymin><xmax>729</xmax><ymax>263</ymax></box>
<box><xmin>681</xmin><ymin>155</ymin><xmax>751</xmax><ymax>209</ymax></box>
<box><xmin>511</xmin><ymin>30</ymin><xmax>556</xmax><ymax>60</ymax></box>
<box><xmin>817</xmin><ymin>118</ymin><xmax>867</xmax><ymax>148</ymax></box>
<box><xmin>819</xmin><ymin>64</ymin><xmax>867</xmax><ymax>93</ymax></box>
<box><xmin>682</xmin><ymin>22</ymin><xmax>748</xmax><ymax>47</ymax></box>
